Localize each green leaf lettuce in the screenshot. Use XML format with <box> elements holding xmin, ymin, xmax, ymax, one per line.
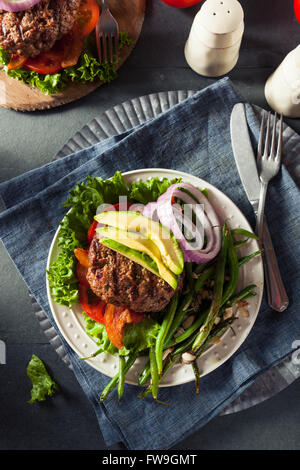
<box><xmin>0</xmin><ymin>31</ymin><xmax>132</xmax><ymax>95</ymax></box>
<box><xmin>27</xmin><ymin>355</ymin><xmax>59</xmax><ymax>404</ymax></box>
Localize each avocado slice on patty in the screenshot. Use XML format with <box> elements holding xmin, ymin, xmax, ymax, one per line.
<box><xmin>95</xmin><ymin>211</ymin><xmax>184</xmax><ymax>276</ymax></box>
<box><xmin>96</xmin><ymin>226</ymin><xmax>178</xmax><ymax>290</ymax></box>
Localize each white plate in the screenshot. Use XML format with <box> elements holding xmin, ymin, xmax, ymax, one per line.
<box><xmin>46</xmin><ymin>168</ymin><xmax>264</xmax><ymax>387</ymax></box>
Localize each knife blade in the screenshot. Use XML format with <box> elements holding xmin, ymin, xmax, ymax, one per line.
<box><xmin>230</xmin><ymin>103</ymin><xmax>261</xmax><ymax>208</ymax></box>
<box><xmin>230</xmin><ymin>102</ymin><xmax>288</xmax><ymax>312</ymax></box>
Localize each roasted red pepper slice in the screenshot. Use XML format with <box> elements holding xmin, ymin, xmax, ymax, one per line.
<box><xmin>104</xmin><ymin>304</ymin><xmax>145</xmax><ymax>349</ymax></box>
<box><xmin>87</xmin><ymin>220</ymin><xmax>98</xmax><ymax>244</ymax></box>
<box><xmin>74</xmin><ymin>248</ymin><xmax>89</xmax><ymax>268</ymax></box>
<box><xmin>78</xmin><ymin>284</ymin><xmax>106</xmax><ymax>324</ymax></box>
<box><xmin>75</xmin><ymin>247</ymin><xmax>105</xmax><ymax>323</ymax></box>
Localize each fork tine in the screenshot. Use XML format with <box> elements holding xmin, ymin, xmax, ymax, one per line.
<box><xmin>269</xmin><ymin>112</ymin><xmax>277</xmax><ymax>159</ymax></box>
<box><xmin>276</xmin><ymin>113</ymin><xmax>283</xmax><ymax>159</ymax></box>
<box><xmin>263</xmin><ymin>112</ymin><xmax>271</xmax><ymax>157</ymax></box>
<box><xmin>257</xmin><ymin>112</ymin><xmax>265</xmax><ymax>165</ymax></box>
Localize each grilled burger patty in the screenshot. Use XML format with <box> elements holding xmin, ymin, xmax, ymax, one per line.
<box><xmin>86</xmin><ymin>237</ymin><xmax>183</xmax><ymax>313</ymax></box>
<box><xmin>0</xmin><ymin>0</ymin><xmax>81</xmax><ymax>58</ymax></box>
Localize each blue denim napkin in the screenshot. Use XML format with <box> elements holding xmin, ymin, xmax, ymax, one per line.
<box><xmin>0</xmin><ymin>78</ymin><xmax>299</xmax><ymax>450</ymax></box>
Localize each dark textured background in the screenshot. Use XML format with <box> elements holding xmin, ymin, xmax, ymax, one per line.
<box><xmin>0</xmin><ymin>0</ymin><xmax>299</xmax><ymax>450</ymax></box>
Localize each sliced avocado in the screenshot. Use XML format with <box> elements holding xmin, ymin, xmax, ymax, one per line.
<box><xmin>97</xmin><ymin>226</ymin><xmax>178</xmax><ymax>290</ymax></box>
<box><xmin>95</xmin><ymin>211</ymin><xmax>184</xmax><ymax>276</ymax></box>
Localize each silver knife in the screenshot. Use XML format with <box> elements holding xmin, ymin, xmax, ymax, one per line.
<box><xmin>230</xmin><ymin>103</ymin><xmax>289</xmax><ymax>312</ymax></box>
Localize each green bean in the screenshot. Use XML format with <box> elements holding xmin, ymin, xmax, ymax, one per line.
<box><xmin>137</xmin><ymin>359</ymin><xmax>151</xmax><ymax>387</ymax></box>
<box><xmin>185</xmin><ymin>262</ymin><xmax>193</xmax><ymax>283</ymax></box>
<box><xmin>118</xmin><ymin>355</ymin><xmax>126</xmax><ymax>401</ymax></box>
<box><xmin>238</xmin><ymin>250</ymin><xmax>262</xmax><ymax>268</ymax></box>
<box><xmin>233</xmin><ymin>238</ymin><xmax>249</xmax><ymax>249</ymax></box>
<box><xmin>139</xmin><ymin>282</ymin><xmax>257</xmax><ymax>401</ymax></box>
<box><xmin>138</xmin><ymin>291</ymin><xmax>193</xmax><ymax>386</ymax></box>
<box><xmin>192</xmin><ymin>226</ymin><xmax>229</xmax><ymax>353</ymax></box>
<box><xmin>195</xmin><ymin>320</ymin><xmax>235</xmax><ymax>358</ymax></box>
<box><xmin>167</xmin><ymin>282</ymin><xmax>257</xmax><ymax>349</ymax></box>
<box><xmin>226</xmin><ymin>284</ymin><xmax>257</xmax><ymax>306</ymax></box>
<box><xmin>138</xmin><ymin>333</ymin><xmax>198</xmax><ymax>400</ymax></box>
<box><xmin>155</xmin><ymin>292</ymin><xmax>179</xmax><ymax>375</ymax></box>
<box><xmin>221</xmin><ymin>228</ymin><xmax>239</xmax><ymax>306</ymax></box>
<box><xmin>99</xmin><ymin>353</ymin><xmax>137</xmax><ymax>402</ymax></box>
<box><xmin>231</xmin><ymin>228</ymin><xmax>259</xmax><ymax>240</ymax></box>
<box><xmin>171</xmin><ymin>309</ymin><xmax>208</xmax><ymax>346</ymax></box>
<box><xmin>165</xmin><ymin>290</ymin><xmax>193</xmax><ymax>344</ymax></box>
<box><xmin>172</xmin><ymin>238</ymin><xmax>257</xmax><ymax>352</ymax></box>
<box><xmin>194</xmin><ymin>265</ymin><xmax>215</xmax><ymax>293</ymax></box>
<box><xmin>194</xmin><ymin>261</ymin><xmax>211</xmax><ymax>275</ymax></box>
<box><xmin>149</xmin><ymin>346</ymin><xmax>159</xmax><ymax>400</ymax></box>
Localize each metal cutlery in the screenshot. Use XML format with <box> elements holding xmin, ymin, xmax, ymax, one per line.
<box><xmin>96</xmin><ymin>0</ymin><xmax>119</xmax><ymax>64</ymax></box>
<box><xmin>256</xmin><ymin>112</ymin><xmax>283</xmax><ymax>241</ymax></box>
<box><xmin>230</xmin><ymin>103</ymin><xmax>288</xmax><ymax>312</ymax></box>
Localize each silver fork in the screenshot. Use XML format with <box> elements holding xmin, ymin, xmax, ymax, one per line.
<box><xmin>256</xmin><ymin>111</ymin><xmax>289</xmax><ymax>312</ymax></box>
<box><xmin>96</xmin><ymin>0</ymin><xmax>119</xmax><ymax>63</ymax></box>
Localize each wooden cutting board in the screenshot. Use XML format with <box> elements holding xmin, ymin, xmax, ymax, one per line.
<box><xmin>0</xmin><ymin>0</ymin><xmax>146</xmax><ymax>112</ymax></box>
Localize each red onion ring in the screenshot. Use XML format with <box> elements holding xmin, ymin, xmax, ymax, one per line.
<box><xmin>142</xmin><ymin>201</ymin><xmax>159</xmax><ymax>221</ymax></box>
<box><xmin>0</xmin><ymin>0</ymin><xmax>41</xmax><ymax>12</ymax></box>
<box><xmin>143</xmin><ymin>182</ymin><xmax>222</xmax><ymax>263</ymax></box>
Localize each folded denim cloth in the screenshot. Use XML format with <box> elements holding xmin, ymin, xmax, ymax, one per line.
<box><xmin>0</xmin><ymin>78</ymin><xmax>299</xmax><ymax>450</ymax></box>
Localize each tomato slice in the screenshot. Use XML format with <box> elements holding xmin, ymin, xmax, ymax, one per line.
<box><xmin>61</xmin><ymin>22</ymin><xmax>83</xmax><ymax>68</ymax></box>
<box><xmin>24</xmin><ymin>46</ymin><xmax>64</xmax><ymax>74</ymax></box>
<box><xmin>76</xmin><ymin>0</ymin><xmax>100</xmax><ymax>38</ymax></box>
<box><xmin>74</xmin><ymin>248</ymin><xmax>89</xmax><ymax>268</ymax></box>
<box><xmin>78</xmin><ymin>284</ymin><xmax>106</xmax><ymax>324</ymax></box>
<box><xmin>104</xmin><ymin>304</ymin><xmax>145</xmax><ymax>349</ymax></box>
<box><xmin>7</xmin><ymin>54</ymin><xmax>27</xmax><ymax>71</ymax></box>
<box><xmin>87</xmin><ymin>220</ymin><xmax>99</xmax><ymax>244</ymax></box>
